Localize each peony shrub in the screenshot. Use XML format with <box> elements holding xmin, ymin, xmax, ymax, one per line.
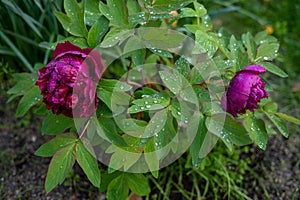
<box><xmin>8</xmin><ymin>0</ymin><xmax>300</xmax><ymax>199</ymax></box>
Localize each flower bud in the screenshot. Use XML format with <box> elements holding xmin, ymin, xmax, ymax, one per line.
<box><xmin>221</xmin><ymin>65</ymin><xmax>268</xmax><ymax>117</ymax></box>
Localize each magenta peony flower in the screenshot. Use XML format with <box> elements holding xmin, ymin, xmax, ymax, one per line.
<box><xmin>221</xmin><ymin>65</ymin><xmax>268</xmax><ymax>117</ymax></box>
<box><xmin>36</xmin><ymin>41</ymin><xmax>104</xmax><ymax>118</ymax></box>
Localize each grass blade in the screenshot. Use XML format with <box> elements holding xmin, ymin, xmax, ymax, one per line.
<box><xmin>0</xmin><ymin>31</ymin><xmax>34</xmax><ymax>72</ymax></box>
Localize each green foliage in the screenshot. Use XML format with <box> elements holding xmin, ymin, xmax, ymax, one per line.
<box><xmin>75</xmin><ymin>139</ymin><xmax>101</xmax><ymax>188</ymax></box>
<box><xmin>148</xmin><ymin>144</ymin><xmax>253</xmax><ymax>200</ymax></box>
<box><xmin>35</xmin><ymin>133</ymin><xmax>78</xmax><ymax>157</ymax></box>
<box><xmin>41</xmin><ymin>113</ymin><xmax>74</xmax><ymax>135</ymax></box>
<box><xmin>105</xmin><ymin>173</ymin><xmax>151</xmax><ymax>199</ymax></box>
<box><xmin>0</xmin><ymin>0</ymin><xmax>64</xmax><ymax>72</ymax></box>
<box><xmin>5</xmin><ymin>0</ymin><xmax>300</xmax><ymax>198</ymax></box>
<box><xmin>45</xmin><ymin>143</ymin><xmax>76</xmax><ymax>193</ymax></box>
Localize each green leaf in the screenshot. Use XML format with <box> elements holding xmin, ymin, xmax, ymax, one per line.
<box><xmin>229</xmin><ymin>35</ymin><xmax>239</xmax><ymax>55</ymax></box>
<box><xmin>126</xmin><ymin>174</ymin><xmax>151</xmax><ymax>196</ymax></box>
<box><xmin>180</xmin><ymin>8</ymin><xmax>198</xmax><ymax>18</ymax></box>
<box><xmin>100</xmin><ymin>28</ymin><xmax>133</xmax><ymax>48</ymax></box>
<box><xmin>76</xmin><ymin>140</ymin><xmax>101</xmax><ymax>188</ymax></box>
<box><xmin>99</xmin><ymin>2</ymin><xmax>112</xmax><ymax>20</ymax></box>
<box><xmin>276</xmin><ymin>113</ymin><xmax>300</xmax><ymax>125</ymax></box>
<box><xmin>128</xmin><ymin>12</ymin><xmax>147</xmax><ymax>27</ymax></box>
<box><xmin>155</xmin><ymin>112</ymin><xmax>176</xmax><ymax>149</ymax></box>
<box><xmin>49</xmin><ymin>36</ymin><xmax>88</xmax><ymax>49</ymax></box>
<box><xmin>124</xmin><ymin>36</ymin><xmax>144</xmax><ymax>53</ymax></box>
<box><xmin>41</xmin><ymin>113</ymin><xmax>74</xmax><ymax>135</ymax></box>
<box><xmin>189</xmin><ymin>112</ymin><xmax>206</xmax><ymax>168</ymax></box>
<box><xmin>84</xmin><ymin>0</ymin><xmax>102</xmax><ymax>26</ymax></box>
<box><xmin>99</xmin><ymin>171</ymin><xmax>121</xmax><ymax>192</ymax></box>
<box><xmin>195</xmin><ymin>30</ymin><xmax>218</xmax><ymax>58</ymax></box>
<box><xmin>128</xmin><ymin>91</ymin><xmax>170</xmax><ymax>114</ymax></box>
<box><xmin>174</xmin><ymin>57</ymin><xmax>190</xmax><ymax>78</ymax></box>
<box><xmin>138</xmin><ymin>28</ymin><xmax>186</xmax><ymax>49</ymax></box>
<box><xmin>127</xmin><ymin>0</ymin><xmax>141</xmax><ymax>16</ymax></box>
<box><xmin>7</xmin><ymin>73</ymin><xmax>38</xmax><ymax>95</ymax></box>
<box><xmin>144</xmin><ymin>139</ymin><xmax>159</xmax><ymax>177</ymax></box>
<box><xmin>96</xmin><ymin>118</ymin><xmax>128</xmax><ymax>147</ymax></box>
<box><xmin>54</xmin><ymin>11</ymin><xmax>72</xmax><ymax>31</ymax></box>
<box><xmin>35</xmin><ymin>133</ymin><xmax>77</xmax><ymax>157</ymax></box>
<box><xmin>255</xmin><ymin>43</ymin><xmax>279</xmax><ymax>61</ymax></box>
<box><xmin>202</xmin><ymin>102</ymin><xmax>223</xmax><ymax>115</ymax></box>
<box><xmin>189</xmin><ymin>66</ymin><xmax>205</xmax><ymax>84</ymax></box>
<box><xmin>193</xmin><ymin>2</ymin><xmax>207</xmax><ymax>16</ymax></box>
<box><xmin>148</xmin><ymin>48</ymin><xmax>173</xmax><ymax>58</ymax></box>
<box><xmin>148</xmin><ymin>0</ymin><xmax>194</xmax><ymax>13</ymax></box>
<box><xmin>243</xmin><ymin>32</ymin><xmax>256</xmax><ymax>62</ymax></box>
<box><xmin>206</xmin><ymin>114</ymin><xmax>252</xmax><ymax>150</ymax></box>
<box><xmin>97</xmin><ymin>87</ymin><xmax>131</xmax><ymax>110</ymax></box>
<box><xmin>192</xmin><ymin>85</ymin><xmax>211</xmax><ymax>102</ymax></box>
<box><xmin>170</xmin><ymin>99</ymin><xmax>193</xmax><ymax>123</ymax></box>
<box><xmin>109</xmin><ymin>150</ymin><xmax>141</xmax><ymax>171</ymax></box>
<box><xmin>98</xmin><ymin>79</ymin><xmax>132</xmax><ymax>92</ymax></box>
<box><xmin>185</xmin><ymin>24</ymin><xmax>201</xmax><ymax>34</ymax></box>
<box><xmin>107</xmin><ymin>136</ymin><xmax>141</xmax><ymax>171</ymax></box>
<box><xmin>107</xmin><ymin>0</ymin><xmax>128</xmax><ymax>27</ymax></box>
<box><xmin>159</xmin><ymin>70</ymin><xmax>186</xmax><ymax>95</ymax></box>
<box><xmin>266</xmin><ymin>113</ymin><xmax>289</xmax><ymax>138</ymax></box>
<box><xmin>107</xmin><ymin>174</ymin><xmax>129</xmax><ymax>200</ymax></box>
<box><xmin>118</xmin><ymin>119</ymin><xmax>147</xmax><ymax>136</ymax></box>
<box><xmin>254</xmin><ymin>31</ymin><xmax>268</xmax><ymax>45</ymax></box>
<box><xmin>45</xmin><ymin>144</ymin><xmax>75</xmax><ymax>193</ymax></box>
<box><xmin>143</xmin><ymin>109</ymin><xmax>167</xmax><ymax>138</ymax></box>
<box><xmin>256</xmin><ymin>62</ymin><xmax>288</xmax><ymax>78</ymax></box>
<box><xmin>262</xmin><ymin>101</ymin><xmax>278</xmax><ymax>113</ymax></box>
<box><xmin>243</xmin><ymin>114</ymin><xmax>268</xmax><ymax>150</ymax></box>
<box><xmin>88</xmin><ymin>16</ymin><xmax>109</xmax><ymax>48</ymax></box>
<box><xmin>254</xmin><ymin>31</ymin><xmax>277</xmax><ymax>44</ymax></box>
<box><xmin>124</xmin><ymin>36</ymin><xmax>146</xmax><ymax>66</ymax></box>
<box><xmin>55</xmin><ymin>0</ymin><xmax>88</xmax><ymax>37</ymax></box>
<box><xmin>15</xmin><ymin>86</ymin><xmax>42</xmax><ymax>117</ymax></box>
<box><xmin>213</xmin><ymin>57</ymin><xmax>235</xmax><ymax>70</ymax></box>
<box><xmin>64</xmin><ymin>0</ymin><xmax>87</xmax><ymax>33</ymax></box>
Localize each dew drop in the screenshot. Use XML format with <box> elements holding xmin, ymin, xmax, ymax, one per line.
<box><xmin>184</xmin><ymin>118</ymin><xmax>189</xmax><ymax>124</ymax></box>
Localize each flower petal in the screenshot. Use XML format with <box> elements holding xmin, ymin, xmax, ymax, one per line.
<box><xmin>240</xmin><ymin>65</ymin><xmax>266</xmax><ymax>75</ymax></box>
<box><xmin>53</xmin><ymin>41</ymin><xmax>83</xmax><ymax>58</ymax></box>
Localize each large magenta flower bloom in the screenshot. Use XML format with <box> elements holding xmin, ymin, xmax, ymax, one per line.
<box><xmin>36</xmin><ymin>41</ymin><xmax>104</xmax><ymax>118</ymax></box>
<box><xmin>221</xmin><ymin>65</ymin><xmax>268</xmax><ymax>117</ymax></box>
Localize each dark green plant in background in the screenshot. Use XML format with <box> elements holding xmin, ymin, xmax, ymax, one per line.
<box><xmin>0</xmin><ymin>0</ymin><xmax>63</xmax><ymax>73</ymax></box>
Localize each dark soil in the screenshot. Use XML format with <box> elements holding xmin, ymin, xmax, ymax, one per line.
<box><xmin>0</xmin><ymin>91</ymin><xmax>299</xmax><ymax>200</ymax></box>
<box><xmin>0</xmin><ymin>93</ymin><xmax>105</xmax><ymax>200</ymax></box>
<box><xmin>244</xmin><ymin>134</ymin><xmax>300</xmax><ymax>200</ymax></box>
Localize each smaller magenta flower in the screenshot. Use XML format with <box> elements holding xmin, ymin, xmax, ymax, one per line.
<box><xmin>221</xmin><ymin>65</ymin><xmax>268</xmax><ymax>117</ymax></box>
<box><xmin>36</xmin><ymin>41</ymin><xmax>104</xmax><ymax>118</ymax></box>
